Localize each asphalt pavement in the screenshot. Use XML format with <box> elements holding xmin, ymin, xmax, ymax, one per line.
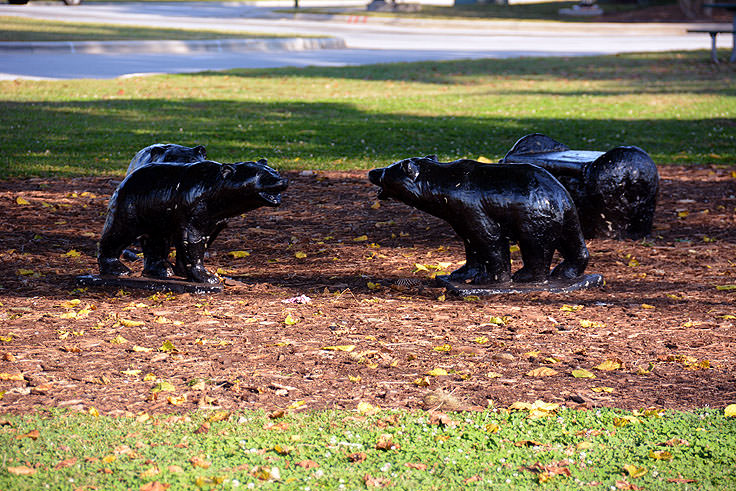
<box><xmin>0</xmin><ymin>2</ymin><xmax>726</xmax><ymax>79</ymax></box>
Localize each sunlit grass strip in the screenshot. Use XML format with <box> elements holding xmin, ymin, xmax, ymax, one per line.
<box><xmin>0</xmin><ymin>16</ymin><xmax>296</xmax><ymax>42</ymax></box>
<box><xmin>1</xmin><ymin>407</ymin><xmax>735</xmax><ymax>489</ymax></box>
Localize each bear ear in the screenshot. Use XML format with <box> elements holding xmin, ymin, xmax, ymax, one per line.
<box><xmin>257</xmin><ymin>158</ymin><xmax>268</xmax><ymax>165</ymax></box>
<box><xmin>149</xmin><ymin>146</ymin><xmax>166</xmax><ymax>160</ymax></box>
<box><xmin>194</xmin><ymin>145</ymin><xmax>207</xmax><ymax>159</ymax></box>
<box><xmin>401</xmin><ymin>160</ymin><xmax>420</xmax><ymax>182</ymax></box>
<box><xmin>220</xmin><ymin>164</ymin><xmax>235</xmax><ymax>179</ymax></box>
<box><xmin>424</xmin><ymin>154</ymin><xmax>438</xmax><ymax>162</ymax></box>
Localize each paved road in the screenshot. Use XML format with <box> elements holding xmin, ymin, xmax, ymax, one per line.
<box><xmin>0</xmin><ymin>2</ymin><xmax>719</xmax><ymax>79</ymax></box>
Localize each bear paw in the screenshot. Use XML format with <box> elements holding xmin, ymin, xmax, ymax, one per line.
<box><xmin>512</xmin><ymin>267</ymin><xmax>549</xmax><ymax>284</ymax></box>
<box><xmin>99</xmin><ymin>258</ymin><xmax>132</xmax><ymax>277</ymax></box>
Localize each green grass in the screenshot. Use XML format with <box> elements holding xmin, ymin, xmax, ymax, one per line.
<box><xmin>1</xmin><ymin>51</ymin><xmax>734</xmax><ymax>178</ymax></box>
<box><xmin>1</xmin><ymin>407</ymin><xmax>734</xmax><ymax>489</ymax></box>
<box><xmin>0</xmin><ymin>16</ymin><xmax>294</xmax><ymax>42</ymax></box>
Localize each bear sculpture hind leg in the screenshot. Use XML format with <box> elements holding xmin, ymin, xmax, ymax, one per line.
<box><xmin>98</xmin><ymin>227</ymin><xmax>135</xmax><ymax>277</ymax></box>
<box><xmin>141</xmin><ymin>237</ymin><xmax>175</xmax><ymax>280</ymax></box>
<box><xmin>512</xmin><ymin>238</ymin><xmax>555</xmax><ymax>283</ymax></box>
<box><xmin>174</xmin><ymin>234</ymin><xmax>220</xmax><ymax>285</ymax></box>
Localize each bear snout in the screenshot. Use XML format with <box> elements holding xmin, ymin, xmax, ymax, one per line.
<box><xmin>368</xmin><ymin>168</ymin><xmax>384</xmax><ymax>187</ymax></box>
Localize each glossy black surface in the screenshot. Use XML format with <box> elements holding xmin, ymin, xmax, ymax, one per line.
<box><xmin>369</xmin><ymin>156</ymin><xmax>590</xmax><ymax>285</ymax></box>
<box><xmin>502</xmin><ymin>134</ymin><xmax>659</xmax><ymax>240</ymax></box>
<box><xmin>126</xmin><ymin>143</ymin><xmax>207</xmax><ymax>175</ymax></box>
<box><xmin>99</xmin><ymin>159</ymin><xmax>288</xmax><ymax>284</ymax></box>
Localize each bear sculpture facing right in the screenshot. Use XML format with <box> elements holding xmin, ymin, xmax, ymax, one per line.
<box><xmin>369</xmin><ymin>156</ymin><xmax>590</xmax><ymax>285</ymax></box>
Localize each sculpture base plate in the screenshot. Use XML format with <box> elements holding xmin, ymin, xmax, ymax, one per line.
<box><xmin>436</xmin><ymin>274</ymin><xmax>604</xmax><ymax>297</ymax></box>
<box><xmin>75</xmin><ymin>274</ymin><xmax>224</xmax><ymax>294</ymax></box>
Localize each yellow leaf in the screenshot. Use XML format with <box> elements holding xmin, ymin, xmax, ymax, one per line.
<box><xmin>487</xmin><ymin>316</ymin><xmax>506</xmax><ymax>325</ymax></box>
<box><xmin>463</xmin><ymin>296</ymin><xmax>481</xmax><ymax>302</ymax></box>
<box><xmin>724</xmin><ymin>404</ymin><xmax>736</xmax><ymax>418</ymax></box>
<box><xmin>367</xmin><ymin>281</ymin><xmax>381</xmax><ymax>290</ymax></box>
<box><xmin>485</xmin><ymin>423</ymin><xmax>500</xmax><ymax>433</ymax></box>
<box><xmin>132</xmin><ymin>345</ymin><xmax>153</xmax><ymax>353</ymax></box>
<box><xmin>370</xmin><ymin>201</ymin><xmax>381</xmax><ymax>209</ymax></box>
<box><xmin>109</xmin><ymin>335</ymin><xmax>128</xmax><ymax>344</ymax></box>
<box><xmin>15</xmin><ymin>197</ymin><xmax>30</xmax><ymax>205</ymax></box>
<box><xmin>413</xmin><ymin>376</ymin><xmax>430</xmax><ymax>387</ymax></box>
<box><xmin>641</xmin><ymin>303</ymin><xmax>655</xmax><ymax>309</ymax></box>
<box><xmin>190</xmin><ymin>455</ymin><xmax>211</xmax><ymax>469</ymax></box>
<box><xmin>102</xmin><ymin>454</ymin><xmax>116</xmax><ymax>464</ymax></box>
<box><xmin>159</xmin><ymin>340</ymin><xmax>177</xmax><ymax>353</ymax></box>
<box><xmin>623</xmin><ymin>464</ymin><xmax>648</xmax><ymax>478</ymax></box>
<box><xmin>228</xmin><ymin>250</ymin><xmax>250</xmax><ymax>258</ymax></box>
<box><xmin>591</xmin><ymin>386</ymin><xmax>614</xmax><ymax>393</ymax></box>
<box><xmin>436</xmin><ymin>294</ymin><xmax>446</xmax><ymax>302</ymax></box>
<box><xmin>580</xmin><ymin>319</ymin><xmax>605</xmax><ymax>328</ymax></box>
<box><xmin>17</xmin><ymin>269</ymin><xmax>35</xmax><ymax>276</ymax></box>
<box><xmin>143</xmin><ymin>373</ymin><xmax>157</xmax><ymax>381</ymax></box>
<box><xmin>353</xmin><ymin>235</ymin><xmax>368</xmax><ymax>242</ymax></box>
<box><xmin>649</xmin><ymin>450</ymin><xmax>673</xmax><ymax>461</ymax></box>
<box><xmin>62</xmin><ymin>249</ymin><xmax>81</xmax><ymax>258</ymax></box>
<box><xmin>139</xmin><ymin>466</ymin><xmax>160</xmax><ymax>479</ymax></box>
<box><xmin>526</xmin><ymin>367</ymin><xmax>558</xmax><ymax>377</ymax></box>
<box><xmin>677</xmin><ymin>211</ymin><xmax>689</xmax><ymax>218</ymax></box>
<box><xmin>348</xmin><ymin>375</ymin><xmax>362</xmax><ymax>383</ymax></box>
<box><xmin>88</xmin><ymin>407</ymin><xmax>100</xmax><ymax>417</ymax></box>
<box><xmin>0</xmin><ymin>372</ymin><xmax>23</xmax><ymax>381</ymax></box>
<box><xmin>284</xmin><ymin>314</ymin><xmax>299</xmax><ymax>325</ymax></box>
<box><xmin>119</xmin><ymin>319</ymin><xmax>144</xmax><ymax>327</ymax></box>
<box><xmin>426</xmin><ymin>368</ymin><xmax>448</xmax><ymax>377</ymax></box>
<box><xmin>572</xmin><ymin>369</ymin><xmax>596</xmax><ymax>379</ymax></box>
<box><xmin>322</xmin><ymin>345</ymin><xmax>355</xmax><ymax>352</ymax></box>
<box><xmin>524</xmin><ymin>350</ymin><xmax>540</xmax><ymax>358</ymax></box>
<box><xmin>560</xmin><ymin>304</ymin><xmax>583</xmax><ymax>312</ymax></box>
<box><xmin>486</xmin><ymin>371</ymin><xmax>502</xmax><ymax>379</ymax></box>
<box><xmin>357</xmin><ymin>401</ymin><xmax>380</xmax><ymax>415</ymax></box>
<box><xmin>614</xmin><ymin>416</ymin><xmax>640</xmax><ymax>427</ymax></box>
<box><xmin>413</xmin><ymin>263</ymin><xmax>429</xmax><ymax>272</ymax></box>
<box><xmin>167</xmin><ymin>394</ymin><xmax>187</xmax><ymax>406</ymax></box>
<box><xmin>716</xmin><ymin>285</ymin><xmax>736</xmax><ymax>291</ymax></box>
<box><xmin>436</xmin><ymin>261</ymin><xmax>453</xmax><ymax>270</ymax></box>
<box><xmin>474</xmin><ymin>336</ymin><xmax>489</xmax><ymax>344</ymax></box>
<box><xmin>433</xmin><ymin>344</ymin><xmax>452</xmax><ymax>352</ymax></box>
<box><xmin>151</xmin><ymin>381</ymin><xmax>175</xmax><ymax>393</ymax></box>
<box><xmin>594</xmin><ymin>359</ymin><xmax>622</xmax><ymax>371</ymax></box>
<box><xmin>121</xmin><ymin>369</ymin><xmax>141</xmax><ymax>377</ymax></box>
<box><xmin>294</xmin><ymin>251</ymin><xmax>307</xmax><ymax>259</ymax></box>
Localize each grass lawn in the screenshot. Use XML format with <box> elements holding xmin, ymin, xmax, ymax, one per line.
<box><xmin>0</xmin><ymin>51</ymin><xmax>734</xmax><ymax>178</ymax></box>
<box><xmin>0</xmin><ymin>16</ymin><xmax>296</xmax><ymax>42</ymax></box>
<box><xmin>2</xmin><ymin>407</ymin><xmax>735</xmax><ymax>489</ymax></box>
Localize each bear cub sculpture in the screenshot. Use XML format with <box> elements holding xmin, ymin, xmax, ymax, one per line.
<box><xmin>369</xmin><ymin>156</ymin><xmax>590</xmax><ymax>285</ymax></box>
<box><xmin>126</xmin><ymin>143</ymin><xmax>207</xmax><ymax>175</ymax></box>
<box><xmin>99</xmin><ymin>159</ymin><xmax>288</xmax><ymax>284</ymax></box>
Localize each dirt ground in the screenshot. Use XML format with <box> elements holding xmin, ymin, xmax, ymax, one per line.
<box><xmin>0</xmin><ymin>165</ymin><xmax>735</xmax><ymax>416</ymax></box>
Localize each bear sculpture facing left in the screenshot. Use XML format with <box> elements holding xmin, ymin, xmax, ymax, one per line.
<box><xmin>369</xmin><ymin>156</ymin><xmax>591</xmax><ymax>286</ymax></box>
<box><xmin>99</xmin><ymin>159</ymin><xmax>288</xmax><ymax>285</ymax></box>
<box><xmin>126</xmin><ymin>143</ymin><xmax>207</xmax><ymax>175</ymax></box>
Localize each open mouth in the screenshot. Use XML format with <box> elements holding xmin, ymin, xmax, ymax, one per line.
<box><xmin>368</xmin><ymin>168</ymin><xmax>389</xmax><ymax>200</ymax></box>
<box><xmin>258</xmin><ymin>179</ymin><xmax>288</xmax><ymax>207</ymax></box>
<box><xmin>258</xmin><ymin>191</ymin><xmax>282</xmax><ymax>206</ymax></box>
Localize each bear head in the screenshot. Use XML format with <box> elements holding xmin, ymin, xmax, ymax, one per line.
<box><xmin>150</xmin><ymin>144</ymin><xmax>207</xmax><ymax>163</ymax></box>
<box><xmin>368</xmin><ymin>155</ymin><xmax>438</xmax><ymax>205</ymax></box>
<box><xmin>217</xmin><ymin>159</ymin><xmax>289</xmax><ymax>211</ymax></box>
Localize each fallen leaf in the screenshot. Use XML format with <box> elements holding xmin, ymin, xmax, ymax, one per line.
<box><xmin>132</xmin><ymin>345</ymin><xmax>153</xmax><ymax>353</ymax></box>
<box><xmin>322</xmin><ymin>345</ymin><xmax>355</xmax><ymax>352</ymax></box>
<box><xmin>591</xmin><ymin>386</ymin><xmax>615</xmax><ymax>393</ymax></box>
<box><xmin>353</xmin><ymin>235</ymin><xmax>368</xmax><ymax>242</ymax></box>
<box><xmin>571</xmin><ymin>369</ymin><xmax>595</xmax><ymax>379</ymax></box>
<box><xmin>151</xmin><ymin>381</ymin><xmax>175</xmax><ymax>393</ymax></box>
<box><xmin>140</xmin><ymin>466</ymin><xmax>160</xmax><ymax>479</ymax></box>
<box><xmin>109</xmin><ymin>335</ymin><xmax>128</xmax><ymax>344</ymax></box>
<box><xmin>296</xmin><ymin>460</ymin><xmax>319</xmax><ymax>469</ymax></box>
<box><xmin>140</xmin><ymin>482</ymin><xmax>170</xmax><ymax>491</ymax></box>
<box><xmin>526</xmin><ymin>367</ymin><xmax>558</xmax><ymax>377</ymax></box>
<box><xmin>7</xmin><ymin>465</ymin><xmax>36</xmax><ymax>475</ymax></box>
<box><xmin>228</xmin><ymin>250</ymin><xmax>250</xmax><ymax>258</ymax></box>
<box><xmin>348</xmin><ymin>452</ymin><xmax>367</xmax><ymax>463</ymax></box>
<box><xmin>594</xmin><ymin>359</ymin><xmax>622</xmax><ymax>371</ymax></box>
<box><xmin>189</xmin><ymin>455</ymin><xmax>211</xmax><ymax>469</ymax></box>
<box><xmin>54</xmin><ymin>457</ymin><xmax>77</xmax><ymax>469</ymax></box>
<box><xmin>63</xmin><ymin>249</ymin><xmax>81</xmax><ymax>258</ymax></box>
<box><xmin>725</xmin><ymin>404</ymin><xmax>736</xmax><ymax>418</ymax></box>
<box><xmin>364</xmin><ymin>474</ymin><xmax>391</xmax><ymax>488</ymax></box>
<box><xmin>294</xmin><ymin>251</ymin><xmax>307</xmax><ymax>259</ymax></box>
<box><xmin>356</xmin><ymin>401</ymin><xmax>380</xmax><ymax>415</ymax></box>
<box><xmin>405</xmin><ymin>462</ymin><xmax>428</xmax><ymax>470</ymax></box>
<box><xmin>648</xmin><ymin>450</ymin><xmax>673</xmax><ymax>461</ymax></box>
<box><xmin>426</xmin><ymin>368</ymin><xmax>448</xmax><ymax>377</ymax></box>
<box><xmin>0</xmin><ymin>372</ymin><xmax>24</xmax><ymax>381</ymax></box>
<box><xmin>284</xmin><ymin>314</ymin><xmax>299</xmax><ymax>326</ymax></box>
<box><xmin>615</xmin><ymin>480</ymin><xmax>642</xmax><ymax>490</ymax></box>
<box><xmin>623</xmin><ymin>464</ymin><xmax>647</xmax><ymax>478</ymax></box>
<box><xmin>119</xmin><ymin>319</ymin><xmax>144</xmax><ymax>327</ymax></box>
<box><xmin>16</xmin><ymin>429</ymin><xmax>40</xmax><ymax>440</ymax></box>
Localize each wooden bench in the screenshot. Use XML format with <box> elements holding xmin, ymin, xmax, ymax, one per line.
<box><xmin>688</xmin><ymin>28</ymin><xmax>736</xmax><ymax>63</ymax></box>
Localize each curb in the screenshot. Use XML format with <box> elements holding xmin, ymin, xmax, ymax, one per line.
<box><xmin>0</xmin><ymin>36</ymin><xmax>346</xmax><ymax>54</ymax></box>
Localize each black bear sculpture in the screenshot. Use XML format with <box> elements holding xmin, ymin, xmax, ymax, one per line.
<box><xmin>369</xmin><ymin>156</ymin><xmax>590</xmax><ymax>286</ymax></box>
<box><xmin>500</xmin><ymin>134</ymin><xmax>659</xmax><ymax>240</ymax></box>
<box><xmin>126</xmin><ymin>143</ymin><xmax>207</xmax><ymax>175</ymax></box>
<box><xmin>99</xmin><ymin>159</ymin><xmax>288</xmax><ymax>284</ymax></box>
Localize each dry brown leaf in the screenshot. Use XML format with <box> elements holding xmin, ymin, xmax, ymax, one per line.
<box><xmin>348</xmin><ymin>452</ymin><xmax>367</xmax><ymax>463</ymax></box>
<box><xmin>189</xmin><ymin>455</ymin><xmax>211</xmax><ymax>469</ymax></box>
<box><xmin>405</xmin><ymin>462</ymin><xmax>428</xmax><ymax>470</ymax></box>
<box><xmin>295</xmin><ymin>460</ymin><xmax>319</xmax><ymax>469</ymax></box>
<box><xmin>16</xmin><ymin>429</ymin><xmax>40</xmax><ymax>440</ymax></box>
<box><xmin>140</xmin><ymin>482</ymin><xmax>170</xmax><ymax>491</ymax></box>
<box><xmin>7</xmin><ymin>465</ymin><xmax>36</xmax><ymax>475</ymax></box>
<box><xmin>54</xmin><ymin>457</ymin><xmax>77</xmax><ymax>469</ymax></box>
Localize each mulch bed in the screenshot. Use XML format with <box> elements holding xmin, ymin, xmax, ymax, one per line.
<box><xmin>0</xmin><ymin>165</ymin><xmax>735</xmax><ymax>415</ymax></box>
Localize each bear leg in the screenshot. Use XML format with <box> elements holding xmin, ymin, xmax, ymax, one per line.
<box><xmin>98</xmin><ymin>227</ymin><xmax>135</xmax><ymax>277</ymax></box>
<box><xmin>513</xmin><ymin>238</ymin><xmax>555</xmax><ymax>283</ymax></box>
<box><xmin>176</xmin><ymin>235</ymin><xmax>220</xmax><ymax>285</ymax></box>
<box><xmin>449</xmin><ymin>220</ymin><xmax>511</xmax><ymax>285</ymax></box>
<box><xmin>141</xmin><ymin>237</ymin><xmax>174</xmax><ymax>280</ymax></box>
<box><xmin>551</xmin><ymin>209</ymin><xmax>590</xmax><ymax>280</ymax></box>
